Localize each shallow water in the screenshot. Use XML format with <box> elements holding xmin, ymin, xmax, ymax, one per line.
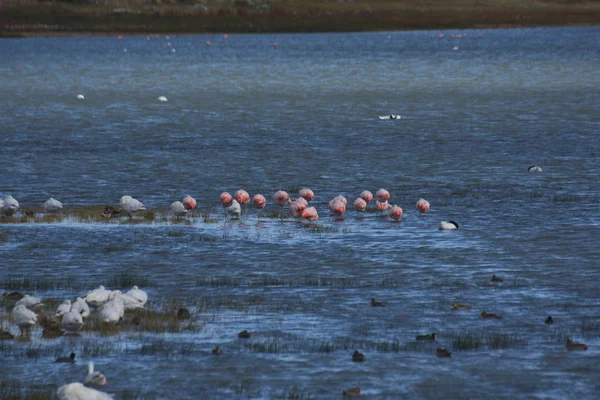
<box><xmin>1</xmin><ymin>27</ymin><xmax>600</xmax><ymax>399</ymax></box>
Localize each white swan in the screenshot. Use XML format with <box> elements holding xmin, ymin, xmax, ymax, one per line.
<box><xmin>171</xmin><ymin>201</ymin><xmax>188</xmax><ymax>216</ymax></box>
<box><xmin>11</xmin><ymin>305</ymin><xmax>38</xmax><ymax>329</ymax></box>
<box><xmin>99</xmin><ymin>298</ymin><xmax>124</xmax><ymax>324</ymax></box>
<box><xmin>62</xmin><ymin>310</ymin><xmax>84</xmax><ymax>333</ymax></box>
<box><xmin>158</xmin><ymin>96</ymin><xmax>168</xmax><ymax>102</ymax></box>
<box><xmin>55</xmin><ymin>300</ymin><xmax>72</xmax><ymax>318</ymax></box>
<box><xmin>83</xmin><ymin>285</ymin><xmax>111</xmax><ymax>308</ymax></box>
<box><xmin>2</xmin><ymin>195</ymin><xmax>19</xmax><ymax>216</ymax></box>
<box><xmin>120</xmin><ymin>195</ymin><xmax>145</xmax><ymax>217</ymax></box>
<box><xmin>225</xmin><ymin>199</ymin><xmax>241</xmax><ymax>218</ymax></box>
<box><xmin>108</xmin><ymin>290</ymin><xmax>144</xmax><ymax>311</ymax></box>
<box><xmin>57</xmin><ymin>382</ymin><xmax>112</xmax><ymax>400</ymax></box>
<box><xmin>15</xmin><ymin>294</ymin><xmax>43</xmax><ymax>309</ymax></box>
<box><xmin>44</xmin><ymin>197</ymin><xmax>64</xmax><ymax>213</ymax></box>
<box><xmin>439</xmin><ymin>221</ymin><xmax>459</xmax><ymax>230</ymax></box>
<box><xmin>71</xmin><ymin>297</ymin><xmax>90</xmax><ymax>318</ymax></box>
<box><xmin>84</xmin><ymin>362</ymin><xmax>108</xmax><ymax>386</ymax></box>
<box><xmin>528</xmin><ymin>165</ymin><xmax>542</xmax><ymax>172</ymax></box>
<box><xmin>378</xmin><ymin>114</ymin><xmax>401</xmax><ymax>120</ymax></box>
<box><xmin>126</xmin><ymin>285</ymin><xmax>148</xmax><ymax>306</ymax></box>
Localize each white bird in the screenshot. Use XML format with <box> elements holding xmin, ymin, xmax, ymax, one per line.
<box><xmin>15</xmin><ymin>294</ymin><xmax>42</xmax><ymax>309</ymax></box>
<box><xmin>57</xmin><ymin>382</ymin><xmax>113</xmax><ymax>400</ymax></box>
<box><xmin>62</xmin><ymin>310</ymin><xmax>84</xmax><ymax>333</ymax></box>
<box><xmin>108</xmin><ymin>291</ymin><xmax>143</xmax><ymax>311</ymax></box>
<box><xmin>11</xmin><ymin>305</ymin><xmax>37</xmax><ymax>330</ymax></box>
<box><xmin>55</xmin><ymin>300</ymin><xmax>72</xmax><ymax>318</ymax></box>
<box><xmin>171</xmin><ymin>201</ymin><xmax>188</xmax><ymax>216</ymax></box>
<box><xmin>126</xmin><ymin>285</ymin><xmax>148</xmax><ymax>306</ymax></box>
<box><xmin>83</xmin><ymin>285</ymin><xmax>111</xmax><ymax>308</ymax></box>
<box><xmin>158</xmin><ymin>96</ymin><xmax>168</xmax><ymax>102</ymax></box>
<box><xmin>0</xmin><ymin>198</ymin><xmax>3</xmax><ymax>209</ymax></box>
<box><xmin>439</xmin><ymin>221</ymin><xmax>459</xmax><ymax>230</ymax></box>
<box><xmin>44</xmin><ymin>197</ymin><xmax>63</xmax><ymax>213</ymax></box>
<box><xmin>99</xmin><ymin>298</ymin><xmax>124</xmax><ymax>324</ymax></box>
<box><xmin>528</xmin><ymin>165</ymin><xmax>542</xmax><ymax>172</ymax></box>
<box><xmin>120</xmin><ymin>195</ymin><xmax>145</xmax><ymax>217</ymax></box>
<box><xmin>225</xmin><ymin>199</ymin><xmax>241</xmax><ymax>218</ymax></box>
<box><xmin>71</xmin><ymin>297</ymin><xmax>90</xmax><ymax>318</ymax></box>
<box><xmin>76</xmin><ymin>94</ymin><xmax>85</xmax><ymax>100</ymax></box>
<box><xmin>2</xmin><ymin>195</ymin><xmax>19</xmax><ymax>216</ymax></box>
<box><xmin>378</xmin><ymin>114</ymin><xmax>401</xmax><ymax>120</ymax></box>
<box><xmin>84</xmin><ymin>362</ymin><xmax>108</xmax><ymax>387</ymax></box>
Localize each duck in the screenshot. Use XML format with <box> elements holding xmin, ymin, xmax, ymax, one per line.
<box><xmin>15</xmin><ymin>294</ymin><xmax>43</xmax><ymax>309</ymax></box>
<box><xmin>108</xmin><ymin>291</ymin><xmax>144</xmax><ymax>311</ymax></box>
<box><xmin>55</xmin><ymin>300</ymin><xmax>72</xmax><ymax>318</ymax></box>
<box><xmin>352</xmin><ymin>350</ymin><xmax>365</xmax><ymax>362</ymax></box>
<box><xmin>62</xmin><ymin>310</ymin><xmax>84</xmax><ymax>333</ymax></box>
<box><xmin>99</xmin><ymin>298</ymin><xmax>124</xmax><ymax>324</ymax></box>
<box><xmin>2</xmin><ymin>195</ymin><xmax>20</xmax><ymax>216</ymax></box>
<box><xmin>57</xmin><ymin>382</ymin><xmax>113</xmax><ymax>400</ymax></box>
<box><xmin>11</xmin><ymin>305</ymin><xmax>38</xmax><ymax>330</ymax></box>
<box><xmin>481</xmin><ymin>311</ymin><xmax>502</xmax><ymax>319</ymax></box>
<box><xmin>171</xmin><ymin>201</ymin><xmax>188</xmax><ymax>216</ymax></box>
<box><xmin>125</xmin><ymin>286</ymin><xmax>148</xmax><ymax>306</ymax></box>
<box><xmin>416</xmin><ymin>333</ymin><xmax>436</xmax><ymax>341</ymax></box>
<box><xmin>56</xmin><ymin>352</ymin><xmax>76</xmax><ymax>363</ymax></box>
<box><xmin>119</xmin><ymin>195</ymin><xmax>145</xmax><ymax>217</ymax></box>
<box><xmin>566</xmin><ymin>337</ymin><xmax>588</xmax><ymax>350</ymax></box>
<box><xmin>71</xmin><ymin>297</ymin><xmax>90</xmax><ymax>319</ymax></box>
<box><xmin>44</xmin><ymin>198</ymin><xmax>63</xmax><ymax>213</ymax></box>
<box><xmin>2</xmin><ymin>292</ymin><xmax>24</xmax><ymax>301</ymax></box>
<box><xmin>436</xmin><ymin>348</ymin><xmax>452</xmax><ymax>357</ymax></box>
<box><xmin>84</xmin><ymin>362</ymin><xmax>108</xmax><ymax>386</ymax></box>
<box><xmin>176</xmin><ymin>308</ymin><xmax>191</xmax><ymax>320</ymax></box>
<box><xmin>370</xmin><ymin>298</ymin><xmax>385</xmax><ymax>307</ymax></box>
<box><xmin>490</xmin><ymin>274</ymin><xmax>503</xmax><ymax>282</ymax></box>
<box><xmin>378</xmin><ymin>114</ymin><xmax>401</xmax><ymax>120</ymax></box>
<box><xmin>83</xmin><ymin>285</ymin><xmax>111</xmax><ymax>307</ymax></box>
<box><xmin>439</xmin><ymin>221</ymin><xmax>459</xmax><ymax>230</ymax></box>
<box><xmin>101</xmin><ymin>206</ymin><xmax>120</xmax><ymax>219</ymax></box>
<box><xmin>545</xmin><ymin>316</ymin><xmax>553</xmax><ymax>324</ymax></box>
<box><xmin>0</xmin><ymin>329</ymin><xmax>15</xmax><ymax>340</ymax></box>
<box><xmin>450</xmin><ymin>302</ymin><xmax>471</xmax><ymax>310</ymax></box>
<box><xmin>342</xmin><ymin>387</ymin><xmax>361</xmax><ymax>397</ymax></box>
<box><xmin>212</xmin><ymin>345</ymin><xmax>222</xmax><ymax>355</ymax></box>
<box><xmin>528</xmin><ymin>165</ymin><xmax>542</xmax><ymax>172</ymax></box>
<box><xmin>238</xmin><ymin>330</ymin><xmax>251</xmax><ymax>339</ymax></box>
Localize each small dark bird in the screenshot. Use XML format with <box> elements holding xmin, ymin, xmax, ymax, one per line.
<box><xmin>212</xmin><ymin>345</ymin><xmax>222</xmax><ymax>355</ymax></box>
<box><xmin>352</xmin><ymin>350</ymin><xmax>365</xmax><ymax>362</ymax></box>
<box><xmin>56</xmin><ymin>353</ymin><xmax>76</xmax><ymax>363</ymax></box>
<box><xmin>176</xmin><ymin>308</ymin><xmax>191</xmax><ymax>320</ymax></box>
<box><xmin>436</xmin><ymin>348</ymin><xmax>452</xmax><ymax>357</ymax></box>
<box><xmin>371</xmin><ymin>298</ymin><xmax>384</xmax><ymax>307</ymax></box>
<box><xmin>566</xmin><ymin>338</ymin><xmax>588</xmax><ymax>350</ymax></box>
<box><xmin>416</xmin><ymin>333</ymin><xmax>436</xmax><ymax>341</ymax></box>
<box><xmin>490</xmin><ymin>274</ymin><xmax>503</xmax><ymax>282</ymax></box>
<box><xmin>481</xmin><ymin>311</ymin><xmax>502</xmax><ymax>319</ymax></box>
<box><xmin>101</xmin><ymin>206</ymin><xmax>120</xmax><ymax>219</ymax></box>
<box><xmin>450</xmin><ymin>302</ymin><xmax>471</xmax><ymax>310</ymax></box>
<box><xmin>24</xmin><ymin>210</ymin><xmax>35</xmax><ymax>217</ymax></box>
<box><xmin>2</xmin><ymin>292</ymin><xmax>25</xmax><ymax>301</ymax></box>
<box><xmin>342</xmin><ymin>387</ymin><xmax>361</xmax><ymax>397</ymax></box>
<box><xmin>545</xmin><ymin>316</ymin><xmax>553</xmax><ymax>325</ymax></box>
<box><xmin>0</xmin><ymin>330</ymin><xmax>15</xmax><ymax>340</ymax></box>
<box><xmin>238</xmin><ymin>330</ymin><xmax>251</xmax><ymax>339</ymax></box>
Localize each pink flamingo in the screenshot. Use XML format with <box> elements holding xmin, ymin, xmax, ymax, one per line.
<box><xmin>389</xmin><ymin>205</ymin><xmax>403</xmax><ymax>221</ymax></box>
<box><xmin>253</xmin><ymin>194</ymin><xmax>266</xmax><ymax>209</ymax></box>
<box><xmin>328</xmin><ymin>196</ymin><xmax>346</xmax><ymax>216</ymax></box>
<box><xmin>183</xmin><ymin>195</ymin><xmax>197</xmax><ymax>210</ymax></box>
<box><xmin>299</xmin><ymin>188</ymin><xmax>314</xmax><ymax>201</ymax></box>
<box><xmin>206</xmin><ymin>41</ymin><xmax>212</xmax><ymax>47</ymax></box>
<box><xmin>360</xmin><ymin>191</ymin><xmax>373</xmax><ymax>202</ymax></box>
<box><xmin>301</xmin><ymin>207</ymin><xmax>319</xmax><ymax>222</ymax></box>
<box><xmin>272</xmin><ymin>190</ymin><xmax>291</xmax><ymax>218</ymax></box>
<box><xmin>416</xmin><ymin>198</ymin><xmax>430</xmax><ymax>213</ymax></box>
<box><xmin>354</xmin><ymin>198</ymin><xmax>367</xmax><ymax>212</ymax></box>
<box><xmin>376</xmin><ymin>189</ymin><xmax>390</xmax><ymax>202</ymax></box>
<box><xmin>376</xmin><ymin>200</ymin><xmax>391</xmax><ymax>211</ymax></box>
<box><xmin>289</xmin><ymin>200</ymin><xmax>307</xmax><ymax>217</ymax></box>
<box><xmin>219</xmin><ymin>192</ymin><xmax>233</xmax><ymax>207</ymax></box>
<box><xmin>235</xmin><ymin>190</ymin><xmax>250</xmax><ymax>205</ymax></box>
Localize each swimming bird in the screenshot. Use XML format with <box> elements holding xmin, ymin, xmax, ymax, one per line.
<box><xmin>57</xmin><ymin>382</ymin><xmax>113</xmax><ymax>400</ymax></box>
<box><xmin>360</xmin><ymin>191</ymin><xmax>373</xmax><ymax>203</ymax></box>
<box><xmin>481</xmin><ymin>311</ymin><xmax>502</xmax><ymax>319</ymax></box>
<box><xmin>353</xmin><ymin>198</ymin><xmax>367</xmax><ymax>212</ymax></box>
<box><xmin>566</xmin><ymin>337</ymin><xmax>588</xmax><ymax>350</ymax></box>
<box><xmin>44</xmin><ymin>198</ymin><xmax>63</xmax><ymax>213</ymax></box>
<box><xmin>376</xmin><ymin>189</ymin><xmax>391</xmax><ymax>202</ymax></box>
<box><xmin>490</xmin><ymin>274</ymin><xmax>503</xmax><ymax>282</ymax></box>
<box><xmin>55</xmin><ymin>300</ymin><xmax>72</xmax><ymax>318</ymax></box>
<box><xmin>235</xmin><ymin>190</ymin><xmax>250</xmax><ymax>205</ymax></box>
<box><xmin>371</xmin><ymin>298</ymin><xmax>384</xmax><ymax>307</ymax></box>
<box><xmin>83</xmin><ymin>285</ymin><xmax>111</xmax><ymax>308</ymax></box>
<box><xmin>108</xmin><ymin>291</ymin><xmax>144</xmax><ymax>311</ymax></box>
<box><xmin>416</xmin><ymin>333</ymin><xmax>436</xmax><ymax>341</ymax></box>
<box><xmin>342</xmin><ymin>387</ymin><xmax>361</xmax><ymax>397</ymax></box>
<box><xmin>300</xmin><ymin>206</ymin><xmax>319</xmax><ymax>222</ymax></box>
<box><xmin>299</xmin><ymin>188</ymin><xmax>315</xmax><ymax>202</ymax></box>
<box><xmin>219</xmin><ymin>192</ymin><xmax>233</xmax><ymax>207</ymax></box>
<box><xmin>439</xmin><ymin>221</ymin><xmax>459</xmax><ymax>230</ymax></box>
<box><xmin>125</xmin><ymin>286</ymin><xmax>148</xmax><ymax>306</ymax></box>
<box><xmin>252</xmin><ymin>194</ymin><xmax>266</xmax><ymax>209</ymax></box>
<box><xmin>416</xmin><ymin>198</ymin><xmax>430</xmax><ymax>213</ymax></box>
<box><xmin>119</xmin><ymin>195</ymin><xmax>145</xmax><ymax>217</ymax></box>
<box><xmin>77</xmin><ymin>94</ymin><xmax>85</xmax><ymax>100</ymax></box>
<box><xmin>378</xmin><ymin>114</ymin><xmax>401</xmax><ymax>120</ymax></box>
<box><xmin>56</xmin><ymin>352</ymin><xmax>76</xmax><ymax>363</ymax></box>
<box><xmin>545</xmin><ymin>316</ymin><xmax>553</xmax><ymax>324</ymax></box>
<box><xmin>176</xmin><ymin>308</ymin><xmax>191</xmax><ymax>320</ymax></box>
<box><xmin>182</xmin><ymin>195</ymin><xmax>197</xmax><ymax>210</ymax></box>
<box><xmin>212</xmin><ymin>345</ymin><xmax>222</xmax><ymax>355</ymax></box>
<box><xmin>62</xmin><ymin>310</ymin><xmax>84</xmax><ymax>333</ymax></box>
<box><xmin>389</xmin><ymin>205</ymin><xmax>403</xmax><ymax>221</ymax></box>
<box><xmin>15</xmin><ymin>295</ymin><xmax>42</xmax><ymax>309</ymax></box>
<box><xmin>225</xmin><ymin>199</ymin><xmax>241</xmax><ymax>218</ymax></box>
<box><xmin>238</xmin><ymin>330</ymin><xmax>251</xmax><ymax>338</ymax></box>
<box><xmin>352</xmin><ymin>350</ymin><xmax>365</xmax><ymax>362</ymax></box>
<box><xmin>450</xmin><ymin>302</ymin><xmax>471</xmax><ymax>310</ymax></box>
<box><xmin>84</xmin><ymin>362</ymin><xmax>108</xmax><ymax>386</ymax></box>
<box><xmin>158</xmin><ymin>96</ymin><xmax>168</xmax><ymax>102</ymax></box>
<box><xmin>11</xmin><ymin>305</ymin><xmax>37</xmax><ymax>330</ymax></box>
<box><xmin>2</xmin><ymin>195</ymin><xmax>19</xmax><ymax>216</ymax></box>
<box><xmin>2</xmin><ymin>292</ymin><xmax>24</xmax><ymax>301</ymax></box>
<box><xmin>99</xmin><ymin>298</ymin><xmax>124</xmax><ymax>324</ymax></box>
<box><xmin>528</xmin><ymin>165</ymin><xmax>542</xmax><ymax>172</ymax></box>
<box><xmin>71</xmin><ymin>297</ymin><xmax>90</xmax><ymax>319</ymax></box>
<box><xmin>436</xmin><ymin>348</ymin><xmax>452</xmax><ymax>357</ymax></box>
<box><xmin>171</xmin><ymin>201</ymin><xmax>188</xmax><ymax>216</ymax></box>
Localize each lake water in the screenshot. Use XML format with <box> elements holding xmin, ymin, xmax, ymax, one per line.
<box><xmin>1</xmin><ymin>27</ymin><xmax>599</xmax><ymax>399</ymax></box>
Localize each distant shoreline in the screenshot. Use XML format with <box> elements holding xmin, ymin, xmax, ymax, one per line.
<box><xmin>1</xmin><ymin>1</ymin><xmax>599</xmax><ymax>38</ymax></box>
